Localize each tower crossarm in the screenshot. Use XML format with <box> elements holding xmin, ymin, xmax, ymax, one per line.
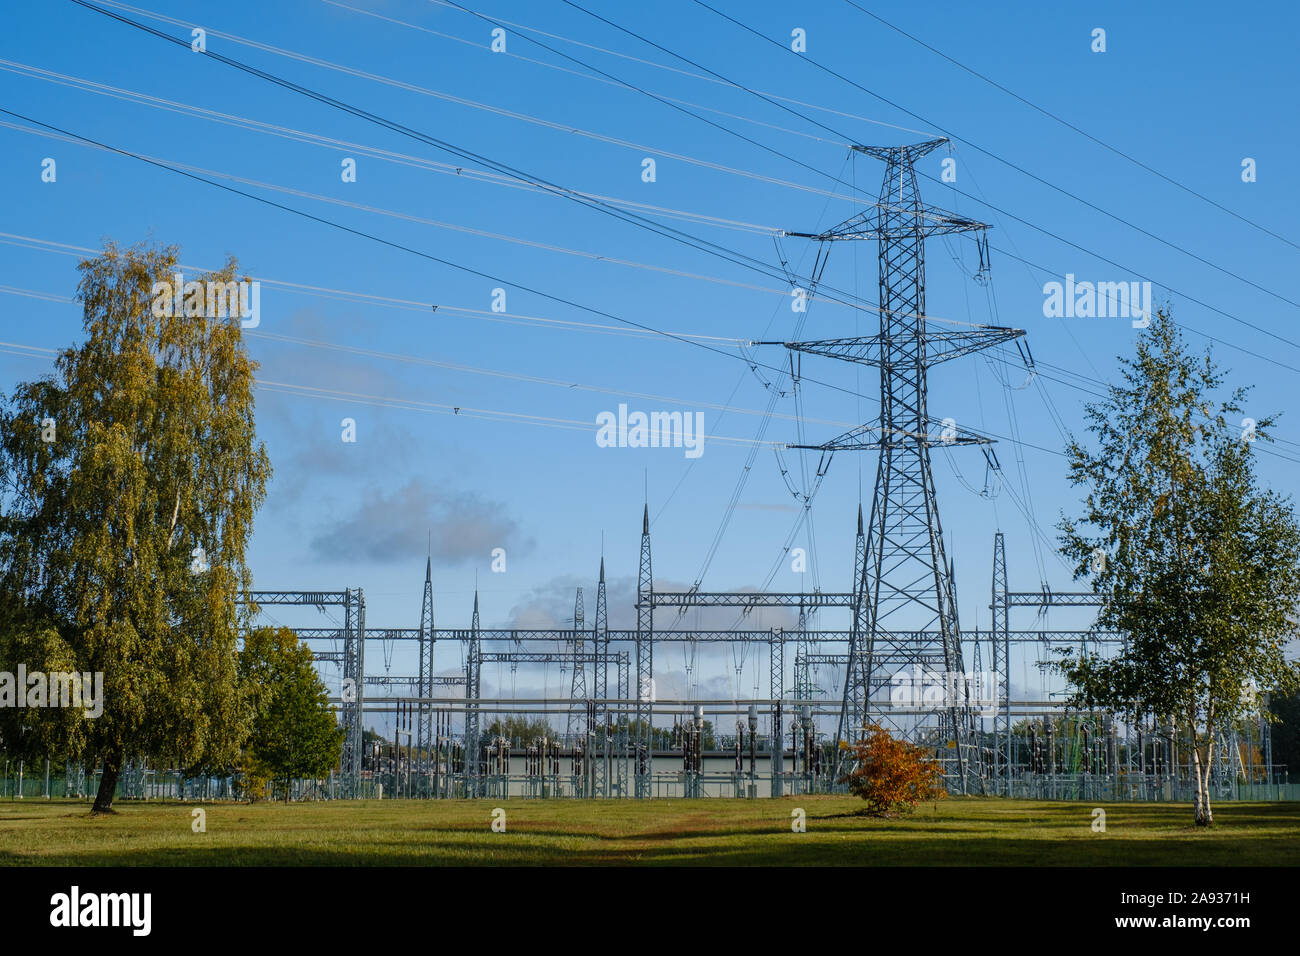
<box><xmin>755</xmin><ymin>326</ymin><xmax>1022</xmax><ymax>369</ymax></box>
<box><xmin>242</xmin><ymin>590</ymin><xmax>350</xmax><ymax>607</ymax></box>
<box><xmin>365</xmin><ymin>674</ymin><xmax>466</xmax><ymax>687</ymax></box>
<box><xmin>786</xmin><ymin>416</ymin><xmax>995</xmax><ymax>452</ymax></box>
<box><xmin>922</xmin><ymin>327</ymin><xmax>1024</xmax><ymax>364</ymax></box>
<box><xmin>1005</xmin><ymin>591</ymin><xmax>1107</xmax><ymax>607</ymax></box>
<box><xmin>644</xmin><ymin>590</ymin><xmax>857</xmax><ymax>608</ymax></box>
<box><xmin>481</xmin><ymin>652</ymin><xmax>605</xmax><ymax>665</ymax></box>
<box><xmin>783</xmin><ymin>200</ymin><xmax>986</xmax><ymax>242</ymax></box>
<box><xmin>785</xmin><ymin>139</ymin><xmax>981</xmax><ymax>241</ymax></box>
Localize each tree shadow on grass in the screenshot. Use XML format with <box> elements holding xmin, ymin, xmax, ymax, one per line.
<box><xmin>4</xmin><ymin>831</ymin><xmax>1297</xmax><ymax>867</ymax></box>
<box><xmin>5</xmin><ymin>802</ymin><xmax>1298</xmax><ymax>867</ymax></box>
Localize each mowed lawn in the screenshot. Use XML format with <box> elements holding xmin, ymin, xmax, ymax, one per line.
<box><xmin>1</xmin><ymin>797</ymin><xmax>1297</xmax><ymax>866</ymax></box>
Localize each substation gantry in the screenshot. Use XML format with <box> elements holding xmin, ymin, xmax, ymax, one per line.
<box><xmin>240</xmin><ymin>140</ymin><xmax>1032</xmax><ymax>799</ymax></box>
<box><xmin>242</xmin><ymin>140</ymin><xmax>1276</xmax><ymax>800</ymax></box>
<box><xmin>248</xmin><ymin>535</ymin><xmax>1268</xmax><ymax>798</ymax></box>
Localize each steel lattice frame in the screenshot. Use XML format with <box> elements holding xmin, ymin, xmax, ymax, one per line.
<box><xmin>247</xmin><ymin>500</ymin><xmax>1279</xmax><ymax>799</ymax></box>
<box><xmin>990</xmin><ymin>532</ymin><xmax>1011</xmax><ymax>792</ymax></box>
<box><xmin>793</xmin><ymin>606</ymin><xmax>812</xmax><ymax>700</ymax></box>
<box><xmin>465</xmin><ymin>591</ymin><xmax>482</xmax><ymax>795</ymax></box>
<box><xmin>592</xmin><ymin>559</ymin><xmax>610</xmax><ymax>797</ymax></box>
<box><xmin>778</xmin><ymin>140</ymin><xmax>1026</xmax><ymax>793</ymax></box>
<box><xmin>341</xmin><ymin>588</ymin><xmax>365</xmax><ymax>796</ymax></box>
<box><xmin>839</xmin><ymin>506</ymin><xmax>869</xmax><ymax>755</ymax></box>
<box><xmin>635</xmin><ymin>505</ymin><xmax>654</xmax><ymax>798</ymax></box>
<box><xmin>988</xmin><ymin>535</ymin><xmax>1115</xmax><ymax>792</ymax></box>
<box><xmin>243</xmin><ymin>589</ymin><xmax>365</xmax><ymax>796</ymax></box>
<box><xmin>566</xmin><ymin>587</ymin><xmax>586</xmax><ymax>738</ymax></box>
<box><xmin>614</xmin><ymin>613</ymin><xmax>629</xmax><ymax>798</ymax></box>
<box><xmin>769</xmin><ymin>622</ymin><xmax>783</xmax><ymax>796</ymax></box>
<box><xmin>417</xmin><ymin>559</ymin><xmax>434</xmax><ymax>765</ymax></box>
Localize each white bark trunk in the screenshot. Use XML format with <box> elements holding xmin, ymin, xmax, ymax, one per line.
<box><xmin>1190</xmin><ymin>708</ymin><xmax>1214</xmax><ymax>827</ymax></box>
<box><xmin>166</xmin><ymin>490</ymin><xmax>181</xmax><ymax>549</ymax></box>
<box><xmin>1202</xmin><ymin>736</ymin><xmax>1215</xmax><ymax>826</ymax></box>
<box><xmin>1191</xmin><ymin>744</ymin><xmax>1205</xmax><ymax>823</ymax></box>
<box><xmin>1201</xmin><ymin>702</ymin><xmax>1215</xmax><ymax>826</ymax></box>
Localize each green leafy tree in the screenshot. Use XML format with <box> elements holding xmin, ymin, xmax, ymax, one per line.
<box><xmin>0</xmin><ymin>241</ymin><xmax>271</xmax><ymax>813</ymax></box>
<box><xmin>239</xmin><ymin>627</ymin><xmax>343</xmax><ymax>801</ymax></box>
<box><xmin>0</xmin><ymin>617</ymin><xmax>91</xmax><ymax>765</ymax></box>
<box><xmin>1057</xmin><ymin>309</ymin><xmax>1300</xmax><ymax>825</ymax></box>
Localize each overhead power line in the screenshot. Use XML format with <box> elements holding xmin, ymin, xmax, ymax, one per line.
<box><xmin>64</xmin><ymin>0</ymin><xmax>1300</xmax><ymax>372</ymax></box>
<box><xmin>839</xmin><ymin>0</ymin><xmax>1298</xmax><ymax>252</ymax></box>
<box><xmin>0</xmin><ymin>57</ymin><xmax>781</xmax><ymax>237</ymax></box>
<box><xmin>540</xmin><ymin>0</ymin><xmax>1300</xmax><ymax>375</ymax></box>
<box><xmin>0</xmin><ymin>113</ymin><xmax>981</xmax><ymax>332</ymax></box>
<box><xmin>323</xmin><ymin>0</ymin><xmax>849</xmax><ymax>147</ymax></box>
<box><xmin>0</xmin><ymin>108</ymin><xmax>1052</xmax><ymax>455</ymax></box>
<box><xmin>53</xmin><ymin>2</ymin><xmax>1002</xmax><ymax>331</ymax></box>
<box><xmin>684</xmin><ymin>0</ymin><xmax>1300</xmax><ymax>352</ymax></box>
<box><xmin>64</xmin><ymin>0</ymin><xmax>870</xmax><ymax>312</ymax></box>
<box><xmin>418</xmin><ymin>0</ymin><xmax>936</xmax><ymax>136</ymax></box>
<box><xmin>34</xmin><ymin>4</ymin><xmax>1297</xmax><ymax>461</ymax></box>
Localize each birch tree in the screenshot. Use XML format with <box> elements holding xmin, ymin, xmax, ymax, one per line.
<box><xmin>0</xmin><ymin>241</ymin><xmax>271</xmax><ymax>813</ymax></box>
<box><xmin>1057</xmin><ymin>308</ymin><xmax>1300</xmax><ymax>825</ymax></box>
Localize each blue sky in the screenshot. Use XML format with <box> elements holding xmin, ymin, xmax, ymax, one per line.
<box><xmin>3</xmin><ymin>0</ymin><xmax>1298</xmax><ymax>725</ymax></box>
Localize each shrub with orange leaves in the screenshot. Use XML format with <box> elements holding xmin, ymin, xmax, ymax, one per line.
<box><xmin>837</xmin><ymin>723</ymin><xmax>947</xmax><ymax>816</ymax></box>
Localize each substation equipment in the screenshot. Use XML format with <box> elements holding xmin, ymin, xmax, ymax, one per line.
<box><xmin>245</xmin><ymin>140</ymin><xmax>1277</xmax><ymax>800</ymax></box>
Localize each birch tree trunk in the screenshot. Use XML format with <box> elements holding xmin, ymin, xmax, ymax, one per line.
<box><xmin>1190</xmin><ymin>707</ymin><xmax>1215</xmax><ymax>826</ymax></box>
<box><xmin>1202</xmin><ymin>734</ymin><xmax>1215</xmax><ymax>826</ymax></box>
<box><xmin>1190</xmin><ymin>744</ymin><xmax>1205</xmax><ymax>824</ymax></box>
<box><xmin>1201</xmin><ymin>701</ymin><xmax>1216</xmax><ymax>826</ymax></box>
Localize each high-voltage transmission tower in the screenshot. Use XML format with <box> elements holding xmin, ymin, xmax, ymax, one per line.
<box><xmin>764</xmin><ymin>139</ymin><xmax>1023</xmax><ymax>792</ymax></box>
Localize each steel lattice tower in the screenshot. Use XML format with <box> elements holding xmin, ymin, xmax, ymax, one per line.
<box><xmin>465</xmin><ymin>589</ymin><xmax>482</xmax><ymax>794</ymax></box>
<box><xmin>339</xmin><ymin>587</ymin><xmax>365</xmax><ymax>796</ymax></box>
<box><xmin>592</xmin><ymin>558</ymin><xmax>610</xmax><ymax>796</ymax></box>
<box><xmin>769</xmin><ymin>619</ymin><xmax>783</xmax><ymax>796</ymax></box>
<box><xmin>567</xmin><ymin>587</ymin><xmax>587</xmax><ymax>739</ymax></box>
<box><xmin>793</xmin><ymin>603</ymin><xmax>811</xmax><ymax>699</ymax></box>
<box><xmin>990</xmin><ymin>531</ymin><xmax>1010</xmax><ymax>792</ymax></box>
<box><xmin>771</xmin><ymin>139</ymin><xmax>1023</xmax><ymax>792</ymax></box>
<box><xmin>635</xmin><ymin>504</ymin><xmax>653</xmax><ymax>798</ymax></box>
<box><xmin>593</xmin><ymin>559</ymin><xmax>608</xmax><ymax>705</ymax></box>
<box><xmin>417</xmin><ymin>557</ymin><xmax>434</xmax><ymax>763</ymax></box>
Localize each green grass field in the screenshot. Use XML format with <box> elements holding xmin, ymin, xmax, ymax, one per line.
<box><xmin>2</xmin><ymin>797</ymin><xmax>1297</xmax><ymax>866</ymax></box>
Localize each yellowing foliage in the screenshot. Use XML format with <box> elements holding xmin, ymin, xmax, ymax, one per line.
<box><xmin>837</xmin><ymin>723</ymin><xmax>946</xmax><ymax>817</ymax></box>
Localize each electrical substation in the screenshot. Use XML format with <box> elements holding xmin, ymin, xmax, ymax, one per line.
<box><xmin>32</xmin><ymin>139</ymin><xmax>1281</xmax><ymax>805</ymax></box>
<box><xmin>232</xmin><ymin>140</ymin><xmax>1279</xmax><ymax>803</ymax></box>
